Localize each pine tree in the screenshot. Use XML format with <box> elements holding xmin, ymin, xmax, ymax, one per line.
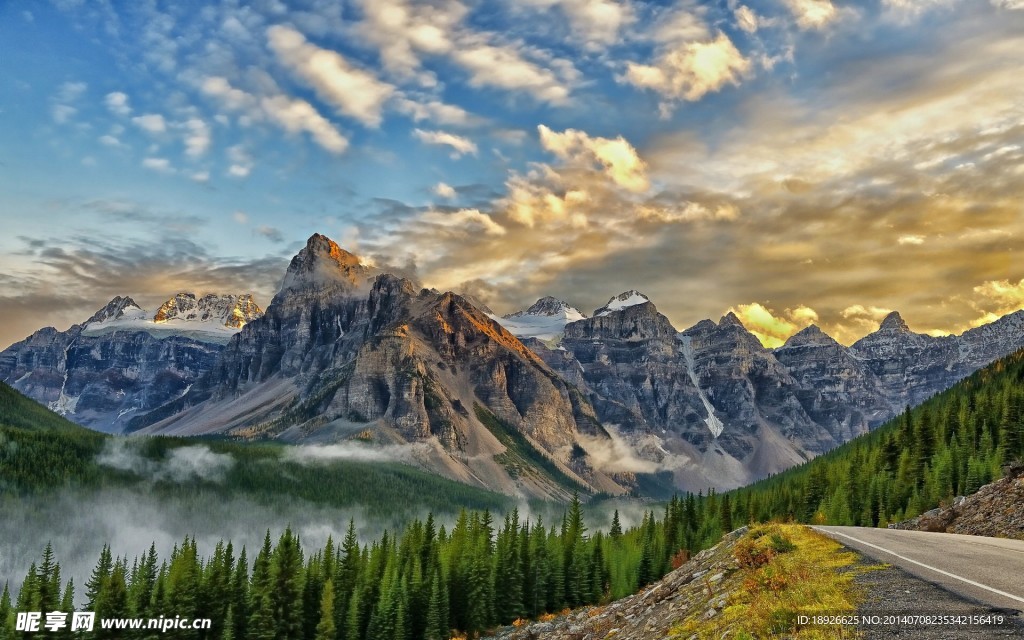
<box><xmin>315</xmin><ymin>579</ymin><xmax>336</xmax><ymax>640</ymax></box>
<box><xmin>720</xmin><ymin>495</ymin><xmax>733</xmax><ymax>533</ymax></box>
<box><xmin>269</xmin><ymin>528</ymin><xmax>305</xmax><ymax>640</ymax></box>
<box><xmin>248</xmin><ymin>532</ymin><xmax>275</xmax><ymax>640</ymax></box>
<box><xmin>85</xmin><ymin>545</ymin><xmax>113</xmax><ymax>610</ymax></box>
<box><xmin>609</xmin><ymin>510</ymin><xmax>622</xmax><ymax>540</ymax></box>
<box><xmin>1</xmin><ymin>582</ymin><xmax>13</xmax><ymax>640</ymax></box>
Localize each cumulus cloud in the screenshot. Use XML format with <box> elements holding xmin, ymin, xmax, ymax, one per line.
<box><xmin>433</xmin><ymin>182</ymin><xmax>457</xmax><ymax>199</ymax></box>
<box><xmin>784</xmin><ymin>0</ymin><xmax>839</xmax><ymax>30</ymax></box>
<box><xmin>413</xmin><ymin>129</ymin><xmax>477</xmax><ymax>157</ymax></box>
<box><xmin>141</xmin><ymin>157</ymin><xmax>173</xmax><ymax>173</ymax></box>
<box><xmin>255</xmin><ymin>225</ymin><xmax>285</xmax><ymax>243</ymax></box>
<box><xmin>734</xmin><ymin>5</ymin><xmax>760</xmax><ymax>32</ymax></box>
<box><xmin>968</xmin><ymin>278</ymin><xmax>1024</xmax><ymax>326</ymax></box>
<box><xmin>105</xmin><ymin>91</ymin><xmax>131</xmax><ymax>116</ymax></box>
<box><xmin>452</xmin><ymin>39</ymin><xmax>575</xmax><ymax>105</ymax></box>
<box><xmin>729</xmin><ymin>302</ymin><xmax>819</xmax><ymax>347</ymax></box>
<box><xmin>519</xmin><ymin>0</ymin><xmax>634</xmax><ymax>47</ymax></box>
<box><xmin>421</xmin><ymin>208</ymin><xmax>506</xmax><ymax>236</ymax></box>
<box><xmin>623</xmin><ymin>32</ymin><xmax>751</xmax><ymax>105</ymax></box>
<box><xmin>182</xmin><ymin>118</ymin><xmax>211</xmax><ymax>157</ymax></box>
<box><xmin>227</xmin><ymin>144</ymin><xmax>253</xmax><ymax>178</ymax></box>
<box><xmin>538</xmin><ymin>125</ymin><xmax>649</xmax><ymax>192</ymax></box>
<box><xmin>201</xmin><ymin>77</ymin><xmax>348</xmax><ymax>154</ymax></box>
<box><xmin>260</xmin><ymin>94</ymin><xmax>349</xmax><ymax>153</ymax></box>
<box><xmin>267</xmin><ymin>24</ymin><xmax>395</xmax><ymax>127</ymax></box>
<box><xmin>132</xmin><ymin>113</ymin><xmax>166</xmax><ymax>133</ymax></box>
<box><xmin>395</xmin><ymin>97</ymin><xmax>473</xmax><ymax>126</ymax></box>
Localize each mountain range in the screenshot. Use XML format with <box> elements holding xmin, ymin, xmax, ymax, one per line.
<box><xmin>4</xmin><ymin>233</ymin><xmax>1024</xmax><ymax>497</ymax></box>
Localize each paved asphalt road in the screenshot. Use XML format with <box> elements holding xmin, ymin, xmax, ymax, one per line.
<box><xmin>814</xmin><ymin>526</ymin><xmax>1024</xmax><ymax>612</ymax></box>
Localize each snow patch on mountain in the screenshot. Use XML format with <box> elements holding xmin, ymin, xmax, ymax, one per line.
<box><xmin>491</xmin><ymin>297</ymin><xmax>587</xmax><ymax>342</ymax></box>
<box><xmin>679</xmin><ymin>335</ymin><xmax>725</xmax><ymax>438</ymax></box>
<box><xmin>594</xmin><ymin>290</ymin><xmax>650</xmax><ymax>316</ymax></box>
<box><xmin>81</xmin><ymin>293</ymin><xmax>263</xmax><ymax>344</ymax></box>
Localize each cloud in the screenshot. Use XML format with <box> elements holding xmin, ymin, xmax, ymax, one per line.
<box><xmin>968</xmin><ymin>278</ymin><xmax>1024</xmax><ymax>327</ymax></box>
<box><xmin>201</xmin><ymin>77</ymin><xmax>349</xmax><ymax>154</ymax></box>
<box><xmin>255</xmin><ymin>225</ymin><xmax>285</xmax><ymax>243</ymax></box>
<box><xmin>227</xmin><ymin>145</ymin><xmax>252</xmax><ymax>178</ymax></box>
<box><xmin>56</xmin><ymin>81</ymin><xmax>87</xmax><ymax>102</ymax></box>
<box><xmin>452</xmin><ymin>39</ymin><xmax>575</xmax><ymax>105</ymax></box>
<box><xmin>394</xmin><ymin>97</ymin><xmax>473</xmax><ymax>126</ymax></box>
<box><xmin>519</xmin><ymin>0</ymin><xmax>634</xmax><ymax>47</ymax></box>
<box><xmin>783</xmin><ymin>0</ymin><xmax>839</xmax><ymax>30</ymax></box>
<box><xmin>132</xmin><ymin>113</ymin><xmax>166</xmax><ymax>133</ymax></box>
<box><xmin>141</xmin><ymin>157</ymin><xmax>173</xmax><ymax>173</ymax></box>
<box><xmin>734</xmin><ymin>5</ymin><xmax>760</xmax><ymax>33</ymax></box>
<box><xmin>97</xmin><ymin>440</ymin><xmax>235</xmax><ymax>483</ymax></box>
<box><xmin>729</xmin><ymin>302</ymin><xmax>819</xmax><ymax>347</ymax></box>
<box><xmin>260</xmin><ymin>95</ymin><xmax>349</xmax><ymax>153</ymax></box>
<box><xmin>51</xmin><ymin>105</ymin><xmax>77</xmax><ymax>124</ymax></box>
<box><xmin>0</xmin><ymin>229</ymin><xmax>286</xmax><ymax>350</ymax></box>
<box><xmin>623</xmin><ymin>32</ymin><xmax>751</xmax><ymax>105</ymax></box>
<box><xmin>182</xmin><ymin>118</ymin><xmax>211</xmax><ymax>157</ymax></box>
<box><xmin>282</xmin><ymin>442</ymin><xmax>429</xmax><ymax>465</ymax></box>
<box><xmin>897</xmin><ymin>234</ymin><xmax>925</xmax><ymax>245</ymax></box>
<box><xmin>433</xmin><ymin>182</ymin><xmax>456</xmax><ymax>199</ymax></box>
<box><xmin>421</xmin><ymin>208</ymin><xmax>506</xmax><ymax>236</ymax></box>
<box><xmin>233</xmin><ymin>211</ymin><xmax>249</xmax><ymax>224</ymax></box>
<box><xmin>538</xmin><ymin>125</ymin><xmax>649</xmax><ymax>192</ymax></box>
<box><xmin>267</xmin><ymin>24</ymin><xmax>395</xmax><ymax>127</ymax></box>
<box><xmin>99</xmin><ymin>134</ymin><xmax>122</xmax><ymax>147</ymax></box>
<box><xmin>104</xmin><ymin>91</ymin><xmax>131</xmax><ymax>116</ymax></box>
<box><xmin>413</xmin><ymin>129</ymin><xmax>477</xmax><ymax>157</ymax></box>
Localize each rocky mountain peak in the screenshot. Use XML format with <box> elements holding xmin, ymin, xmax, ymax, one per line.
<box><xmin>594</xmin><ymin>290</ymin><xmax>651</xmax><ymax>316</ymax></box>
<box><xmin>279</xmin><ymin>233</ymin><xmax>369</xmax><ymax>293</ymax></box>
<box><xmin>878</xmin><ymin>311</ymin><xmax>910</xmax><ymax>333</ymax></box>
<box><xmin>85</xmin><ymin>296</ymin><xmax>144</xmax><ymax>326</ymax></box>
<box><xmin>719</xmin><ymin>311</ymin><xmax>745</xmax><ymax>328</ymax></box>
<box><xmin>781</xmin><ymin>324</ymin><xmax>838</xmax><ymax>349</ymax></box>
<box><xmin>507</xmin><ymin>296</ymin><xmax>586</xmax><ymax>319</ymax></box>
<box><xmin>154</xmin><ymin>293</ymin><xmax>263</xmax><ymax>328</ymax></box>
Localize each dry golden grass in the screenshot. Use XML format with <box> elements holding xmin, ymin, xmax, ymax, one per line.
<box><xmin>671</xmin><ymin>524</ymin><xmax>863</xmax><ymax>639</ymax></box>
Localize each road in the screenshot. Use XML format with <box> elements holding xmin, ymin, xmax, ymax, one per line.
<box><xmin>814</xmin><ymin>526</ymin><xmax>1024</xmax><ymax>612</ymax></box>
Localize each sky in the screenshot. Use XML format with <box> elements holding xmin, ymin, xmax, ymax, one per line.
<box><xmin>1</xmin><ymin>0</ymin><xmax>1023</xmax><ymax>350</ymax></box>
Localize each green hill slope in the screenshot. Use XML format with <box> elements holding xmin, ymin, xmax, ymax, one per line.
<box><xmin>728</xmin><ymin>348</ymin><xmax>1024</xmax><ymax>527</ymax></box>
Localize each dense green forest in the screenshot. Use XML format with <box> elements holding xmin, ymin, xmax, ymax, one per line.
<box><xmin>0</xmin><ymin>383</ymin><xmax>508</xmax><ymax>517</ymax></box>
<box><xmin>0</xmin><ymin>493</ymin><xmax>727</xmax><ymax>640</ymax></box>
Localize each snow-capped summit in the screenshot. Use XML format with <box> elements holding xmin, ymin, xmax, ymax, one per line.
<box><xmin>80</xmin><ymin>293</ymin><xmax>263</xmax><ymax>344</ymax></box>
<box><xmin>84</xmin><ymin>296</ymin><xmax>147</xmax><ymax>327</ymax></box>
<box><xmin>491</xmin><ymin>297</ymin><xmax>587</xmax><ymax>342</ymax></box>
<box><xmin>594</xmin><ymin>290</ymin><xmax>651</xmax><ymax>317</ymax></box>
<box><xmin>505</xmin><ymin>296</ymin><xmax>586</xmax><ymax>320</ymax></box>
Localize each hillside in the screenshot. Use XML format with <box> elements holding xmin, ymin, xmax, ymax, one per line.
<box><xmin>0</xmin><ymin>381</ymin><xmax>508</xmax><ymax>516</ymax></box>
<box><xmin>722</xmin><ymin>347</ymin><xmax>1024</xmax><ymax>528</ymax></box>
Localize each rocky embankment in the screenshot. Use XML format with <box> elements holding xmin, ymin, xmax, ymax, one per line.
<box><xmin>890</xmin><ymin>462</ymin><xmax>1024</xmax><ymax>539</ymax></box>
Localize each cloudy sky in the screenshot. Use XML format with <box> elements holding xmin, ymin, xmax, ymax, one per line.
<box><xmin>2</xmin><ymin>0</ymin><xmax>1023</xmax><ymax>350</ymax></box>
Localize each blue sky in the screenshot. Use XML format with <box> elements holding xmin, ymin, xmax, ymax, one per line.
<box><xmin>2</xmin><ymin>0</ymin><xmax>1024</xmax><ymax>349</ymax></box>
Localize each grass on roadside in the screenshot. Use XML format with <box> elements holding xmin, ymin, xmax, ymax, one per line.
<box><xmin>672</xmin><ymin>524</ymin><xmax>864</xmax><ymax>639</ymax></box>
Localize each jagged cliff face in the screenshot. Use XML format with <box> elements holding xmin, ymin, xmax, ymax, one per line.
<box><xmin>497</xmin><ymin>296</ymin><xmax>1024</xmax><ymax>491</ymax></box>
<box><xmin>0</xmin><ymin>293</ymin><xmax>263</xmax><ymax>432</ymax></box>
<box><xmin>9</xmin><ymin>231</ymin><xmax>1024</xmax><ymax>496</ymax></box>
<box><xmin>133</xmin><ymin>234</ymin><xmax>625</xmax><ymax>501</ymax></box>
